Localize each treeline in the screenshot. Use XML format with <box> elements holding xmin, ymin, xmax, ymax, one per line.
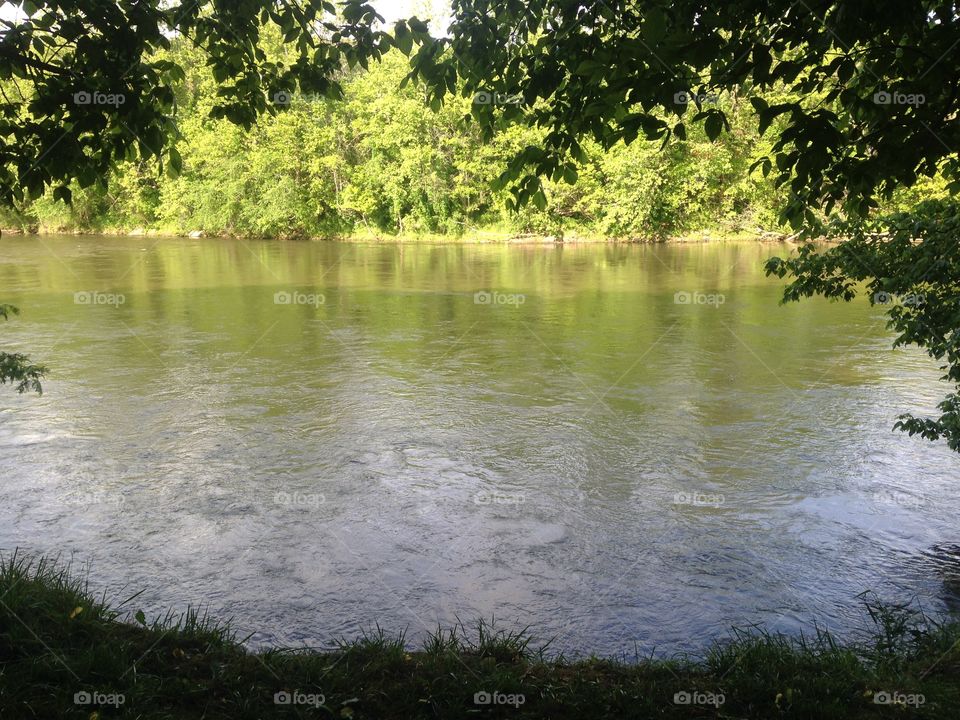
<box><xmin>0</xmin><ymin>37</ymin><xmax>940</xmax><ymax>240</ymax></box>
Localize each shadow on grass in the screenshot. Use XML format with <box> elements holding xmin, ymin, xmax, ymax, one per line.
<box><xmin>0</xmin><ymin>552</ymin><xmax>957</xmax><ymax>718</ymax></box>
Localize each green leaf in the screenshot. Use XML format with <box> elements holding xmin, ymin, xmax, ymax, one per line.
<box><xmin>342</xmin><ymin>1</ymin><xmax>364</xmax><ymax>22</ymax></box>
<box><xmin>704</xmin><ymin>113</ymin><xmax>723</xmax><ymax>141</ymax></box>
<box><xmin>490</xmin><ymin>173</ymin><xmax>510</xmax><ymax>192</ymax></box>
<box><xmin>394</xmin><ymin>26</ymin><xmax>412</xmax><ymax>56</ymax></box>
<box><xmin>52</xmin><ymin>185</ymin><xmax>71</xmax><ymax>204</ymax></box>
<box><xmin>643</xmin><ymin>9</ymin><xmax>667</xmax><ymax>42</ymax></box>
<box><xmin>532</xmin><ymin>189</ymin><xmax>547</xmax><ymax>210</ymax></box>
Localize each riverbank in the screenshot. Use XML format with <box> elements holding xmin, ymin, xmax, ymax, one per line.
<box><xmin>1</xmin><ymin>555</ymin><xmax>956</xmax><ymax>718</ymax></box>
<box><xmin>0</xmin><ymin>225</ymin><xmax>797</xmax><ymax>244</ymax></box>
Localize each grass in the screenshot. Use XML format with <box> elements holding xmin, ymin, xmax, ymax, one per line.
<box><xmin>1</xmin><ymin>553</ymin><xmax>958</xmax><ymax>718</ymax></box>
<box><xmin>6</xmin><ymin>221</ymin><xmax>795</xmax><ymax>244</ymax></box>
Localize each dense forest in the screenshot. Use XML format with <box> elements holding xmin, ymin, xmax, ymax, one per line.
<box><xmin>1</xmin><ymin>33</ymin><xmax>944</xmax><ymax>241</ymax></box>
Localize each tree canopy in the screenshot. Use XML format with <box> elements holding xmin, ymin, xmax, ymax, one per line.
<box><xmin>406</xmin><ymin>0</ymin><xmax>959</xmax><ymax>223</ymax></box>
<box><xmin>0</xmin><ymin>0</ymin><xmax>397</xmax><ymax>205</ymax></box>
<box><xmin>6</xmin><ymin>43</ymin><xmax>795</xmax><ymax>241</ymax></box>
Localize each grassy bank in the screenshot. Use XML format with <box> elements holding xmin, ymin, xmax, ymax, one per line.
<box><xmin>1</xmin><ymin>555</ymin><xmax>957</xmax><ymax>719</ymax></box>
<box><xmin>0</xmin><ymin>226</ymin><xmax>795</xmax><ymax>244</ymax></box>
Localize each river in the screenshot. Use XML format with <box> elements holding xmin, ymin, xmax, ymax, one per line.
<box><xmin>1</xmin><ymin>235</ymin><xmax>958</xmax><ymax>656</ymax></box>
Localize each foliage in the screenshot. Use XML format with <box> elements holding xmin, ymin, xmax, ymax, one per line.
<box><xmin>0</xmin><ymin>2</ymin><xmax>809</xmax><ymax>240</ymax></box>
<box><xmin>0</xmin><ymin>304</ymin><xmax>45</xmax><ymax>394</ymax></box>
<box><xmin>405</xmin><ymin>0</ymin><xmax>958</xmax><ymax>225</ymax></box>
<box><xmin>10</xmin><ymin>43</ymin><xmax>791</xmax><ymax>240</ymax></box>
<box><xmin>0</xmin><ymin>0</ymin><xmax>395</xmax><ymax>205</ymax></box>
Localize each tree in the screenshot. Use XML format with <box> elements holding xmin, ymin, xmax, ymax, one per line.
<box><xmin>0</xmin><ymin>0</ymin><xmax>395</xmax><ymax>204</ymax></box>
<box><xmin>404</xmin><ymin>0</ymin><xmax>960</xmax><ymax>450</ymax></box>
<box><xmin>406</xmin><ymin>1</ymin><xmax>958</xmax><ymax>218</ymax></box>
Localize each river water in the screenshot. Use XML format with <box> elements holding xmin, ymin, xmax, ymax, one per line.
<box><xmin>1</xmin><ymin>235</ymin><xmax>958</xmax><ymax>656</ymax></box>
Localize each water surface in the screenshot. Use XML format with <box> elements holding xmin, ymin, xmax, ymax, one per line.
<box><xmin>1</xmin><ymin>235</ymin><xmax>958</xmax><ymax>656</ymax></box>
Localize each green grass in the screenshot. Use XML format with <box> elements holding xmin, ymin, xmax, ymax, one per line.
<box><xmin>6</xmin><ymin>221</ymin><xmax>793</xmax><ymax>244</ymax></box>
<box><xmin>1</xmin><ymin>553</ymin><xmax>957</xmax><ymax>718</ymax></box>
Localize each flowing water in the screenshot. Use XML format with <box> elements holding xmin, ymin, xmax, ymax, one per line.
<box><xmin>2</xmin><ymin>235</ymin><xmax>958</xmax><ymax>656</ymax></box>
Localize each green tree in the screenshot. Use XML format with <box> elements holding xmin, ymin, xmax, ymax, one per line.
<box><xmin>406</xmin><ymin>1</ymin><xmax>957</xmax><ymax>218</ymax></box>
<box><xmin>0</xmin><ymin>0</ymin><xmax>395</xmax><ymax>203</ymax></box>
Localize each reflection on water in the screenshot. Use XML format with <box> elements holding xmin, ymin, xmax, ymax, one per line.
<box><xmin>1</xmin><ymin>236</ymin><xmax>958</xmax><ymax>656</ymax></box>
